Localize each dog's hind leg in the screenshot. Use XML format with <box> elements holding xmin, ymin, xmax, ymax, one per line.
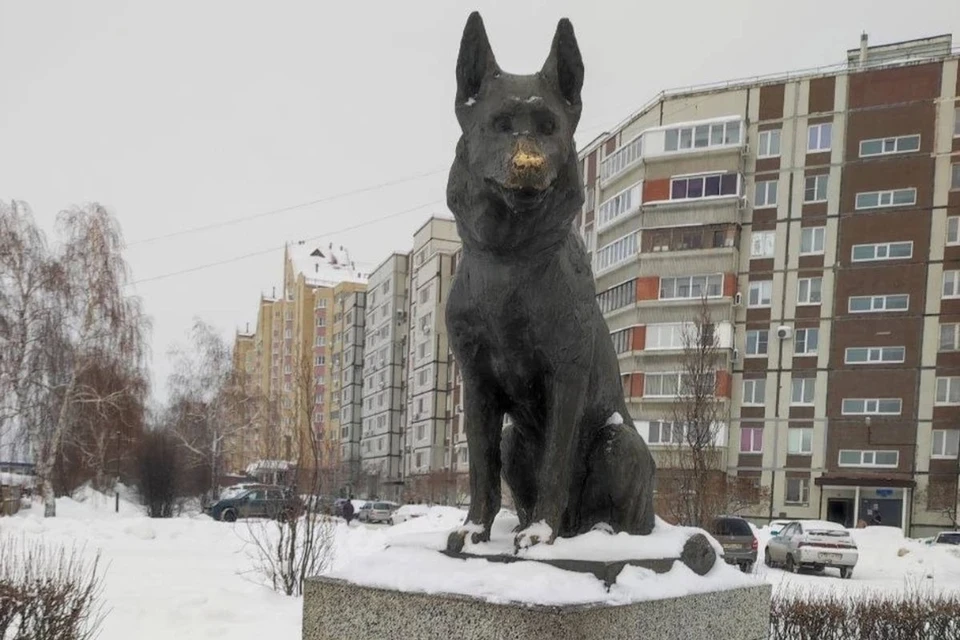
<box><xmin>501</xmin><ymin>422</ymin><xmax>538</xmax><ymax>531</ymax></box>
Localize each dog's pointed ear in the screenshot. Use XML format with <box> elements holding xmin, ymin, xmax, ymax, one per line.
<box><xmin>456</xmin><ymin>12</ymin><xmax>499</xmax><ymax>106</ymax></box>
<box><xmin>541</xmin><ymin>18</ymin><xmax>584</xmax><ymax>121</ymax></box>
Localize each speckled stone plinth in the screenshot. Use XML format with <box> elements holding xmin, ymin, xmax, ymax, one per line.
<box><xmin>302</xmin><ymin>577</ymin><xmax>771</xmax><ymax>640</ymax></box>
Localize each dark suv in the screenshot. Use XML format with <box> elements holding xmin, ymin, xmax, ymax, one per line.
<box><xmin>711</xmin><ymin>515</ymin><xmax>758</xmax><ymax>573</ymax></box>
<box><xmin>206</xmin><ymin>486</ymin><xmax>302</xmax><ymax>523</ymax></box>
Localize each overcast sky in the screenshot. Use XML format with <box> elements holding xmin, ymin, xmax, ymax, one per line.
<box><xmin>2</xmin><ymin>0</ymin><xmax>959</xmax><ymax>402</ymax></box>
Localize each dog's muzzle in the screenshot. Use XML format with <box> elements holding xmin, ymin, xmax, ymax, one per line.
<box><xmin>506</xmin><ymin>139</ymin><xmax>549</xmax><ymax>191</ymax></box>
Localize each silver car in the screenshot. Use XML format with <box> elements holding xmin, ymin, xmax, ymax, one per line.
<box><xmin>764</xmin><ymin>519</ymin><xmax>858</xmax><ymax>579</ymax></box>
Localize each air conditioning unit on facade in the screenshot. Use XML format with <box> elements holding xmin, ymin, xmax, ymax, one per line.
<box><xmin>731</xmin><ymin>348</ymin><xmax>740</xmax><ymax>362</ymax></box>
<box><xmin>733</xmin><ymin>292</ymin><xmax>743</xmax><ymax>306</ymax></box>
<box><xmin>777</xmin><ymin>326</ymin><xmax>793</xmax><ymax>340</ymax></box>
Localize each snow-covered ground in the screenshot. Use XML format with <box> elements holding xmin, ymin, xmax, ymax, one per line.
<box><xmin>752</xmin><ymin>523</ymin><xmax>960</xmax><ymax>598</ymax></box>
<box><xmin>4</xmin><ymin>490</ymin><xmax>960</xmax><ymax>639</ymax></box>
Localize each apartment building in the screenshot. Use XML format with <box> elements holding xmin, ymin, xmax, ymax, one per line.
<box><xmin>579</xmin><ymin>33</ymin><xmax>960</xmax><ymax>536</ymax></box>
<box><xmin>360</xmin><ymin>253</ymin><xmax>411</xmax><ymax>499</ymax></box>
<box><xmin>331</xmin><ymin>283</ymin><xmax>366</xmax><ymax>484</ymax></box>
<box><xmin>404</xmin><ymin>217</ymin><xmax>461</xmax><ymax>483</ymax></box>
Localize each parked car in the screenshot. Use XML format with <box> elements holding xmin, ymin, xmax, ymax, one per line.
<box><xmin>764</xmin><ymin>519</ymin><xmax>858</xmax><ymax>579</ymax></box>
<box><xmin>357</xmin><ymin>502</ymin><xmax>373</xmax><ymax>522</ymax></box>
<box><xmin>927</xmin><ymin>531</ymin><xmax>960</xmax><ymax>546</ymax></box>
<box><xmin>768</xmin><ymin>519</ymin><xmax>794</xmax><ymax>536</ymax></box>
<box><xmin>219</xmin><ymin>482</ymin><xmax>267</xmax><ymax>501</ymax></box>
<box><xmin>711</xmin><ymin>515</ymin><xmax>758</xmax><ymax>573</ymax></box>
<box><xmin>206</xmin><ymin>486</ymin><xmax>302</xmax><ymax>523</ymax></box>
<box><xmin>364</xmin><ymin>501</ymin><xmax>399</xmax><ymax>524</ymax></box>
<box><xmin>390</xmin><ymin>504</ymin><xmax>430</xmax><ymax>525</ymax></box>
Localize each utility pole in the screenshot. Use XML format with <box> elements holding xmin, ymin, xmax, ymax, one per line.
<box><xmin>115</xmin><ymin>428</ymin><xmax>121</xmax><ymax>513</ymax></box>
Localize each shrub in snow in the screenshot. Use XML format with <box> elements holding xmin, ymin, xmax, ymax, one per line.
<box><xmin>137</xmin><ymin>429</ymin><xmax>180</xmax><ymax>518</ymax></box>
<box><xmin>243</xmin><ymin>511</ymin><xmax>336</xmax><ymax>597</ymax></box>
<box><xmin>0</xmin><ymin>536</ymin><xmax>105</xmax><ymax>640</ymax></box>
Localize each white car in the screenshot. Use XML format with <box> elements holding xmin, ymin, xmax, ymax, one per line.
<box><xmin>764</xmin><ymin>519</ymin><xmax>858</xmax><ymax>579</ymax></box>
<box><xmin>390</xmin><ymin>504</ymin><xmax>430</xmax><ymax>525</ymax></box>
<box><xmin>768</xmin><ymin>519</ymin><xmax>794</xmax><ymax>536</ymax></box>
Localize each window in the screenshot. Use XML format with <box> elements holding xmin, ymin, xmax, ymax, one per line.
<box><xmin>610</xmin><ymin>329</ymin><xmax>632</xmax><ymax>354</ymax></box>
<box><xmin>949</xmin><ymin>217</ymin><xmax>960</xmax><ymax>245</ymax></box>
<box><xmin>596</xmin><ymin>232</ymin><xmax>638</xmax><ymax>273</ymax></box>
<box><xmin>838</xmin><ymin>450</ymin><xmax>899</xmax><ymax>468</ymax></box>
<box><xmin>742</xmin><ymin>378</ymin><xmax>766</xmax><ymax>405</ymax></box>
<box><xmin>785</xmin><ymin>477</ymin><xmax>810</xmax><ymax>505</ymax></box>
<box><xmin>316</xmin><ymin>298</ymin><xmax>327</xmax><ymax>309</ymax></box>
<box><xmin>797</xmin><ymin>277</ymin><xmax>822</xmax><ymax>305</ymax></box>
<box><xmin>804</xmin><ymin>175</ymin><xmax>828</xmax><ymax>202</ymax></box>
<box><xmin>646</xmin><ymin>323</ymin><xmax>690</xmax><ymax>350</ymax></box>
<box><xmin>855</xmin><ymin>188</ymin><xmax>917</xmax><ymax>210</ymax></box>
<box><xmin>851</xmin><ymin>241</ymin><xmax>913</xmax><ymax>262</ymax></box>
<box><xmin>791</xmin><ymin>378</ymin><xmax>815</xmax><ymax>405</ymax></box>
<box><xmin>944</xmin><ymin>271</ymin><xmax>960</xmax><ymax>299</ymax></box>
<box><xmin>669</xmin><ymin>173</ymin><xmax>739</xmax><ymax>201</ymax></box>
<box><xmin>787</xmin><ymin>429</ymin><xmax>813</xmax><ymax>455</ymax></box>
<box><xmin>740</xmin><ymin>427</ymin><xmax>763</xmax><ymax>453</ymax></box>
<box><xmin>659</xmin><ymin>274</ymin><xmax>723</xmax><ymax>300</ymax></box>
<box><xmin>807</xmin><ymin>122</ymin><xmax>832</xmax><ymax>152</ymax></box>
<box><xmin>598</xmin><ymin>183</ymin><xmax>641</xmax><ymax>228</ymax></box>
<box><xmin>316</xmin><ymin>316</ymin><xmax>325</xmax><ymax>327</ymax></box>
<box><xmin>940</xmin><ymin>323</ymin><xmax>960</xmax><ymax>352</ymax></box>
<box><xmin>844</xmin><ymin>346</ymin><xmax>905</xmax><ymax>364</ymax></box>
<box><xmin>955</xmin><ymin>106</ymin><xmax>960</xmax><ymax>137</ymax></box>
<box><xmin>315</xmin><ymin>355</ymin><xmax>326</xmax><ymax>366</ymax></box>
<box><xmin>754</xmin><ymin>180</ymin><xmax>778</xmax><ymax>208</ymax></box>
<box><xmin>647</xmin><ymin>421</ymin><xmax>683</xmax><ymax>446</ymax></box>
<box><xmin>795</xmin><ymin>328</ymin><xmax>819</xmax><ymax>356</ymax></box>
<box><xmin>953</xmin><ymin>164</ymin><xmax>960</xmax><ymax>190</ymax></box>
<box><xmin>757</xmin><ymin>130</ymin><xmax>781</xmax><ymax>158</ymax></box>
<box><xmin>644</xmin><ymin>373</ymin><xmax>680</xmax><ymax>398</ymax></box>
<box><xmin>932</xmin><ymin>430</ymin><xmax>960</xmax><ymax>459</ymax></box>
<box><xmin>315</xmin><ymin>336</ymin><xmax>326</xmax><ymax>347</ymax></box>
<box><xmin>597</xmin><ymin>279</ymin><xmax>637</xmax><ymax>314</ymax></box>
<box><xmin>663</xmin><ymin>119</ymin><xmax>742</xmax><ymax>152</ymax></box>
<box><xmin>841</xmin><ymin>398</ymin><xmax>902</xmax><ymax>415</ymax></box>
<box><xmin>859</xmin><ymin>134</ymin><xmax>921</xmax><ymax>157</ymax></box>
<box><xmin>748</xmin><ymin>281</ymin><xmax>772</xmax><ymax>308</ymax></box>
<box><xmin>750</xmin><ymin>231</ymin><xmax>775</xmax><ymax>258</ymax></box>
<box><xmin>800</xmin><ymin>227</ymin><xmax>825</xmax><ymax>255</ymax></box>
<box><xmin>745</xmin><ymin>330</ymin><xmax>769</xmax><ymax>357</ymax></box>
<box><xmin>936</xmin><ymin>377</ymin><xmax>960</xmax><ymax>405</ymax></box>
<box><xmin>848</xmin><ymin>294</ymin><xmax>909</xmax><ymax>313</ymax></box>
<box><xmin>418</xmin><ymin>285</ymin><xmax>431</xmax><ymax>304</ymax></box>
<box><xmin>600</xmin><ymin>135</ymin><xmax>643</xmax><ymax>182</ymax></box>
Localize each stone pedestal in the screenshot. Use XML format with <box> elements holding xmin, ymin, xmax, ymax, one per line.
<box><xmin>302</xmin><ymin>576</ymin><xmax>771</xmax><ymax>640</ymax></box>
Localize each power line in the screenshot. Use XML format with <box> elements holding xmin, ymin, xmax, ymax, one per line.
<box><xmin>129</xmin><ymin>199</ymin><xmax>444</xmax><ymax>287</ymax></box>
<box><xmin>125</xmin><ymin>167</ymin><xmax>448</xmax><ymax>247</ymax></box>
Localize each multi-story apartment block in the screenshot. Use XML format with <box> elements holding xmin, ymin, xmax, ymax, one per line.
<box><xmin>578</xmin><ymin>33</ymin><xmax>960</xmax><ymax>536</ymax></box>
<box><xmin>331</xmin><ymin>283</ymin><xmax>366</xmax><ymax>484</ymax></box>
<box><xmin>360</xmin><ymin>253</ymin><xmax>411</xmax><ymax>498</ymax></box>
<box><xmin>404</xmin><ymin>217</ymin><xmax>461</xmax><ymax>484</ymax></box>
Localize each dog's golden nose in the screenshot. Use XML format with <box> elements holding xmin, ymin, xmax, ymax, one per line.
<box><xmin>512</xmin><ymin>149</ymin><xmax>545</xmax><ymax>171</ymax></box>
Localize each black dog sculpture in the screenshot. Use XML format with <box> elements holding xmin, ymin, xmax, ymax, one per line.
<box><xmin>445</xmin><ymin>12</ymin><xmax>657</xmax><ymax>553</ymax></box>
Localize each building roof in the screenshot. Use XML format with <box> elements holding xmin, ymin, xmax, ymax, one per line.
<box><xmin>287</xmin><ymin>241</ymin><xmax>372</xmax><ymax>287</ymax></box>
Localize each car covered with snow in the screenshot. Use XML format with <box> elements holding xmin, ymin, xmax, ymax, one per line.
<box><xmin>927</xmin><ymin>531</ymin><xmax>960</xmax><ymax>546</ymax></box>
<box><xmin>390</xmin><ymin>504</ymin><xmax>430</xmax><ymax>525</ymax></box>
<box><xmin>764</xmin><ymin>519</ymin><xmax>858</xmax><ymax>578</ymax></box>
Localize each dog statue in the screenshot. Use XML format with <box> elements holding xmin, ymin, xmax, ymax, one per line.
<box><xmin>445</xmin><ymin>12</ymin><xmax>657</xmax><ymax>553</ymax></box>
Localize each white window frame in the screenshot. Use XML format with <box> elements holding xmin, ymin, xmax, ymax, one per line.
<box><xmin>844</xmin><ymin>346</ymin><xmax>906</xmax><ymax>365</ymax></box>
<box><xmin>750</xmin><ymin>231</ymin><xmax>776</xmax><ymax>259</ymax></box>
<box><xmin>600</xmin><ymin>134</ymin><xmax>643</xmax><ymax>183</ymax></box>
<box><xmin>848</xmin><ymin>294</ymin><xmax>909</xmax><ymax>313</ymax></box>
<box><xmin>668</xmin><ymin>172</ymin><xmax>740</xmax><ymax>202</ymax></box>
<box><xmin>854</xmin><ymin>188</ymin><xmax>917</xmax><ymax>210</ymax></box>
<box><xmin>740</xmin><ymin>426</ymin><xmax>764</xmax><ymax>454</ymax></box>
<box><xmin>807</xmin><ymin>122</ymin><xmax>832</xmax><ymax>152</ymax></box>
<box><xmin>757</xmin><ymin>129</ymin><xmax>781</xmax><ymax>158</ymax></box>
<box><xmin>804</xmin><ymin>174</ymin><xmax>828</xmax><ymax>203</ymax></box>
<box><xmin>944</xmin><ymin>271</ymin><xmax>960</xmax><ymax>299</ymax></box>
<box><xmin>659</xmin><ymin>274</ymin><xmax>724</xmax><ymax>301</ymax></box>
<box><xmin>791</xmin><ymin>378</ymin><xmax>815</xmax><ymax>406</ymax></box>
<box><xmin>595</xmin><ymin>231</ymin><xmax>638</xmax><ymax>275</ymax></box>
<box><xmin>785</xmin><ymin>477</ymin><xmax>810</xmax><ymax>505</ymax></box>
<box><xmin>748</xmin><ymin>280</ymin><xmax>773</xmax><ymax>308</ymax></box>
<box><xmin>646</xmin><ymin>420</ymin><xmax>684</xmax><ymax>446</ymax></box>
<box><xmin>932</xmin><ymin>430</ymin><xmax>960</xmax><ymax>459</ymax></box>
<box><xmin>644</xmin><ymin>373</ymin><xmax>681</xmax><ymax>398</ymax></box>
<box><xmin>936</xmin><ymin>376</ymin><xmax>960</xmax><ymax>406</ymax></box>
<box><xmin>745</xmin><ymin>329</ymin><xmax>769</xmax><ymax>357</ymax></box>
<box><xmin>662</xmin><ymin>118</ymin><xmax>742</xmax><ymax>153</ymax></box>
<box><xmin>794</xmin><ymin>328</ymin><xmax>819</xmax><ymax>356</ymax></box>
<box><xmin>851</xmin><ymin>241</ymin><xmax>913</xmax><ymax>263</ymax></box>
<box><xmin>597</xmin><ymin>182</ymin><xmax>642</xmax><ymax>230</ymax></box>
<box><xmin>754</xmin><ymin>180</ymin><xmax>779</xmax><ymax>209</ymax></box>
<box><xmin>949</xmin><ymin>217</ymin><xmax>960</xmax><ymax>246</ymax></box>
<box><xmin>797</xmin><ymin>277</ymin><xmax>822</xmax><ymax>306</ymax></box>
<box><xmin>858</xmin><ymin>134</ymin><xmax>921</xmax><ymax>158</ymax></box>
<box><xmin>742</xmin><ymin>378</ymin><xmax>766</xmax><ymax>406</ymax></box>
<box><xmin>787</xmin><ymin>428</ymin><xmax>813</xmax><ymax>455</ymax></box>
<box><xmin>838</xmin><ymin>450</ymin><xmax>899</xmax><ymax>469</ymax></box>
<box><xmin>646</xmin><ymin>323</ymin><xmax>690</xmax><ymax>351</ymax></box>
<box><xmin>940</xmin><ymin>323</ymin><xmax>960</xmax><ymax>352</ymax></box>
<box><xmin>841</xmin><ymin>398</ymin><xmax>902</xmax><ymax>416</ymax></box>
<box><xmin>800</xmin><ymin>227</ymin><xmax>825</xmax><ymax>256</ymax></box>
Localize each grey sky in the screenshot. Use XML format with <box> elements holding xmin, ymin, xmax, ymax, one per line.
<box><xmin>2</xmin><ymin>0</ymin><xmax>958</xmax><ymax>401</ymax></box>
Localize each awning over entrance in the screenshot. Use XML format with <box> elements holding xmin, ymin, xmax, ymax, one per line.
<box><xmin>815</xmin><ymin>474</ymin><xmax>915</xmax><ymax>489</ymax></box>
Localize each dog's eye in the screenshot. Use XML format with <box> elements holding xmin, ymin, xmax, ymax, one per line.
<box><xmin>537</xmin><ymin>119</ymin><xmax>556</xmax><ymax>135</ymax></box>
<box><xmin>492</xmin><ymin>115</ymin><xmax>512</xmax><ymax>133</ymax></box>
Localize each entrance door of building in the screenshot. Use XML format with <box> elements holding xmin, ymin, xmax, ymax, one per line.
<box><xmin>827</xmin><ymin>498</ymin><xmax>855</xmax><ymax>528</ymax></box>
<box><xmin>859</xmin><ymin>498</ymin><xmax>902</xmax><ymax>527</ymax></box>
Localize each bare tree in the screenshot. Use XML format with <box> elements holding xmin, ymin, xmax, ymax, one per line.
<box><xmin>658</xmin><ymin>296</ymin><xmax>731</xmax><ymax>527</ymax></box>
<box><xmin>0</xmin><ymin>202</ymin><xmax>148</xmax><ymax>516</ymax></box>
<box><xmin>167</xmin><ymin>319</ymin><xmax>258</xmax><ymax>502</ymax></box>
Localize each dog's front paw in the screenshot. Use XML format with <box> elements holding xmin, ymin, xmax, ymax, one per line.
<box><xmin>514</xmin><ymin>521</ymin><xmax>555</xmax><ymax>552</ymax></box>
<box><xmin>446</xmin><ymin>522</ymin><xmax>487</xmax><ymax>553</ymax></box>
